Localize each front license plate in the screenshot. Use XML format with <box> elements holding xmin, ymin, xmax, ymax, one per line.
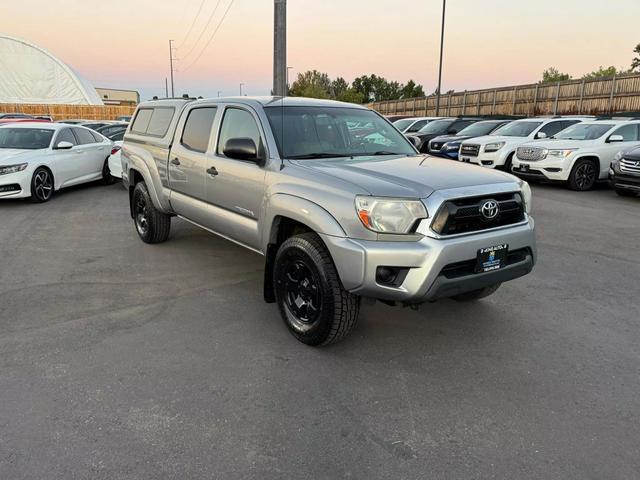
<box><xmin>460</xmin><ymin>157</ymin><xmax>470</xmax><ymax>163</ymax></box>
<box><xmin>520</xmin><ymin>163</ymin><xmax>530</xmax><ymax>172</ymax></box>
<box><xmin>476</xmin><ymin>244</ymin><xmax>508</xmax><ymax>273</ymax></box>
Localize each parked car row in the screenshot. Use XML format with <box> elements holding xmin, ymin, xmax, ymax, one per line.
<box><xmin>396</xmin><ymin>114</ymin><xmax>640</xmax><ymax>196</ymax></box>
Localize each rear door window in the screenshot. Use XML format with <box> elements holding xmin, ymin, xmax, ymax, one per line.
<box><xmin>73</xmin><ymin>128</ymin><xmax>98</xmax><ymax>145</ymax></box>
<box><xmin>181</xmin><ymin>107</ymin><xmax>217</xmax><ymax>153</ymax></box>
<box><xmin>131</xmin><ymin>109</ymin><xmax>153</xmax><ymax>134</ymax></box>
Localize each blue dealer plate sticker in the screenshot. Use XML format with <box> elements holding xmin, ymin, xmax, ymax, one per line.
<box><xmin>476</xmin><ymin>244</ymin><xmax>508</xmax><ymax>273</ymax></box>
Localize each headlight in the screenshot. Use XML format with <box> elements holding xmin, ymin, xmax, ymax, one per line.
<box><xmin>484</xmin><ymin>142</ymin><xmax>505</xmax><ymax>153</ymax></box>
<box><xmin>0</xmin><ymin>163</ymin><xmax>28</xmax><ymax>176</ymax></box>
<box><xmin>519</xmin><ymin>180</ymin><xmax>532</xmax><ymax>214</ymax></box>
<box><xmin>355</xmin><ymin>196</ymin><xmax>428</xmax><ymax>234</ymax></box>
<box><xmin>547</xmin><ymin>149</ymin><xmax>576</xmax><ymax>158</ymax></box>
<box><xmin>613</xmin><ymin>150</ymin><xmax>625</xmax><ymax>162</ymax></box>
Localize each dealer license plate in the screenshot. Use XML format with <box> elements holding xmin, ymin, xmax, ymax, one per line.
<box><xmin>476</xmin><ymin>244</ymin><xmax>508</xmax><ymax>273</ymax></box>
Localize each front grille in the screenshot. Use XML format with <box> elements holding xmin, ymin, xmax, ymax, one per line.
<box><xmin>460</xmin><ymin>144</ymin><xmax>480</xmax><ymax>157</ymax></box>
<box><xmin>516</xmin><ymin>146</ymin><xmax>547</xmax><ymax>162</ymax></box>
<box><xmin>431</xmin><ymin>192</ymin><xmax>526</xmax><ymax>236</ymax></box>
<box><xmin>620</xmin><ymin>158</ymin><xmax>640</xmax><ymax>175</ymax></box>
<box><xmin>429</xmin><ymin>141</ymin><xmax>443</xmax><ymax>152</ymax></box>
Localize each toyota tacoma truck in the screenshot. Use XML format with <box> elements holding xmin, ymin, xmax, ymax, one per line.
<box><xmin>121</xmin><ymin>97</ymin><xmax>537</xmax><ymax>346</ymax></box>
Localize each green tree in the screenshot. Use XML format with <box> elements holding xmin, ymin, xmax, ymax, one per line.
<box><xmin>336</xmin><ymin>88</ymin><xmax>365</xmax><ymax>104</ymax></box>
<box><xmin>289</xmin><ymin>70</ymin><xmax>331</xmax><ymax>99</ymax></box>
<box><xmin>541</xmin><ymin>67</ymin><xmax>572</xmax><ymax>83</ymax></box>
<box><xmin>582</xmin><ymin>66</ymin><xmax>627</xmax><ymax>79</ymax></box>
<box><xmin>330</xmin><ymin>77</ymin><xmax>349</xmax><ymax>99</ymax></box>
<box><xmin>631</xmin><ymin>43</ymin><xmax>640</xmax><ymax>72</ymax></box>
<box><xmin>401</xmin><ymin>80</ymin><xmax>425</xmax><ymax>98</ymax></box>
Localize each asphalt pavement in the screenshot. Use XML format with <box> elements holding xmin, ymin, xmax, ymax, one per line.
<box><xmin>0</xmin><ymin>181</ymin><xmax>639</xmax><ymax>480</ymax></box>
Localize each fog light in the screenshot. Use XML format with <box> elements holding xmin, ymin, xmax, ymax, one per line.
<box><xmin>376</xmin><ymin>267</ymin><xmax>397</xmax><ymax>285</ymax></box>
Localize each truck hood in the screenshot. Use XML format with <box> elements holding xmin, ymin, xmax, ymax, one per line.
<box><xmin>290</xmin><ymin>154</ymin><xmax>518</xmax><ymax>198</ymax></box>
<box><xmin>0</xmin><ymin>149</ymin><xmax>39</xmax><ymax>166</ymax></box>
<box><xmin>519</xmin><ymin>139</ymin><xmax>594</xmax><ymax>150</ymax></box>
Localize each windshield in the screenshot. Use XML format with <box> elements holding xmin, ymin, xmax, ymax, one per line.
<box><xmin>417</xmin><ymin>119</ymin><xmax>454</xmax><ymax>134</ymax></box>
<box><xmin>492</xmin><ymin>121</ymin><xmax>542</xmax><ymax>137</ymax></box>
<box><xmin>393</xmin><ymin>118</ymin><xmax>415</xmax><ymax>131</ymax></box>
<box><xmin>0</xmin><ymin>128</ymin><xmax>54</xmax><ymax>149</ymax></box>
<box><xmin>554</xmin><ymin>123</ymin><xmax>614</xmax><ymax>140</ymax></box>
<box><xmin>457</xmin><ymin>121</ymin><xmax>508</xmax><ymax>137</ymax></box>
<box><xmin>265</xmin><ymin>106</ymin><xmax>416</xmax><ymax>159</ymax></box>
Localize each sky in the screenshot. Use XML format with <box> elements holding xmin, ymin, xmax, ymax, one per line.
<box><xmin>2</xmin><ymin>0</ymin><xmax>640</xmax><ymax>101</ymax></box>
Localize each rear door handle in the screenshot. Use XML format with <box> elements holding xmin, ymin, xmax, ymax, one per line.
<box><xmin>170</xmin><ymin>158</ymin><xmax>181</xmax><ymax>166</ymax></box>
<box><xmin>206</xmin><ymin>166</ymin><xmax>218</xmax><ymax>176</ymax></box>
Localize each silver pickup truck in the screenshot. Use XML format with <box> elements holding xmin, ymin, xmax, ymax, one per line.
<box><xmin>121</xmin><ymin>96</ymin><xmax>536</xmax><ymax>346</ymax></box>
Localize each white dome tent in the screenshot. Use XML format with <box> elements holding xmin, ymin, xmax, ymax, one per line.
<box><xmin>0</xmin><ymin>34</ymin><xmax>103</xmax><ymax>105</ymax></box>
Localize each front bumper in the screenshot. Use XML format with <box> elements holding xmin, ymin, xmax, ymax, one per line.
<box><xmin>460</xmin><ymin>149</ymin><xmax>506</xmax><ymax>168</ymax></box>
<box><xmin>512</xmin><ymin>157</ymin><xmax>571</xmax><ymax>181</ymax></box>
<box><xmin>320</xmin><ymin>217</ymin><xmax>536</xmax><ymax>303</ymax></box>
<box><xmin>609</xmin><ymin>170</ymin><xmax>640</xmax><ymax>191</ymax></box>
<box><xmin>108</xmin><ymin>152</ymin><xmax>123</xmax><ymax>179</ymax></box>
<box><xmin>0</xmin><ymin>170</ymin><xmax>31</xmax><ymax>199</ymax></box>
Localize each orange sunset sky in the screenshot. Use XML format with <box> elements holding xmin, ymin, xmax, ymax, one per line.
<box><xmin>2</xmin><ymin>0</ymin><xmax>639</xmax><ymax>100</ymax></box>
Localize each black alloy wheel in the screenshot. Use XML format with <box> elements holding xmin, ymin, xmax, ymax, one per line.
<box><xmin>31</xmin><ymin>168</ymin><xmax>53</xmax><ymax>203</ymax></box>
<box><xmin>569</xmin><ymin>159</ymin><xmax>598</xmax><ymax>191</ymax></box>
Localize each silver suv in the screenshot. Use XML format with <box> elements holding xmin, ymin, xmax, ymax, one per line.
<box><xmin>121</xmin><ymin>97</ymin><xmax>537</xmax><ymax>346</ymax></box>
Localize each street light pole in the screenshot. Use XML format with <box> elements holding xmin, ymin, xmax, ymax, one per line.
<box><xmin>435</xmin><ymin>0</ymin><xmax>446</xmax><ymax>116</ymax></box>
<box><xmin>239</xmin><ymin>83</ymin><xmax>245</xmax><ymax>96</ymax></box>
<box><xmin>168</xmin><ymin>39</ymin><xmax>176</xmax><ymax>98</ymax></box>
<box><xmin>273</xmin><ymin>0</ymin><xmax>287</xmax><ymax>97</ymax></box>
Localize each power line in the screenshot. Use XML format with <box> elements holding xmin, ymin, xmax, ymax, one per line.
<box><xmin>178</xmin><ymin>0</ymin><xmax>208</xmax><ymax>48</ymax></box>
<box><xmin>182</xmin><ymin>0</ymin><xmax>235</xmax><ymax>72</ymax></box>
<box><xmin>181</xmin><ymin>0</ymin><xmax>224</xmax><ymax>60</ymax></box>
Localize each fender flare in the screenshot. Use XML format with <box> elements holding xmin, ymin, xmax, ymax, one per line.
<box><xmin>127</xmin><ymin>163</ymin><xmax>172</xmax><ymax>215</ymax></box>
<box><xmin>261</xmin><ymin>193</ymin><xmax>346</xmax><ymax>252</ymax></box>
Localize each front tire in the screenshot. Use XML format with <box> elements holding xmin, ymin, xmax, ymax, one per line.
<box><xmin>568</xmin><ymin>158</ymin><xmax>598</xmax><ymax>191</ymax></box>
<box><xmin>132</xmin><ymin>182</ymin><xmax>171</xmax><ymax>243</ymax></box>
<box><xmin>30</xmin><ymin>167</ymin><xmax>54</xmax><ymax>203</ymax></box>
<box><xmin>274</xmin><ymin>233</ymin><xmax>360</xmax><ymax>346</ymax></box>
<box><xmin>452</xmin><ymin>283</ymin><xmax>501</xmax><ymax>301</ymax></box>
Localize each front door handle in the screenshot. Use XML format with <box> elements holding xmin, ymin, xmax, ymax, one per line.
<box><xmin>170</xmin><ymin>158</ymin><xmax>181</xmax><ymax>166</ymax></box>
<box><xmin>206</xmin><ymin>166</ymin><xmax>218</xmax><ymax>176</ymax></box>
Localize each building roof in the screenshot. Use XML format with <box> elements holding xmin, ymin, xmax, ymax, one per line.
<box><xmin>0</xmin><ymin>34</ymin><xmax>103</xmax><ymax>105</ymax></box>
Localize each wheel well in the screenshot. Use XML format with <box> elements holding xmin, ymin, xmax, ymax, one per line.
<box><xmin>263</xmin><ymin>216</ymin><xmax>314</xmax><ymax>303</ymax></box>
<box><xmin>573</xmin><ymin>155</ymin><xmax>600</xmax><ymax>172</ymax></box>
<box><xmin>128</xmin><ymin>169</ymin><xmax>145</xmax><ymax>218</ymax></box>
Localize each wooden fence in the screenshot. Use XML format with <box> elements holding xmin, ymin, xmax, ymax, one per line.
<box><xmin>370</xmin><ymin>73</ymin><xmax>640</xmax><ymax>117</ymax></box>
<box><xmin>0</xmin><ymin>103</ymin><xmax>137</xmax><ymax>121</ymax></box>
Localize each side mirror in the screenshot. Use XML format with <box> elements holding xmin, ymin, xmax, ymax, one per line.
<box><xmin>407</xmin><ymin>136</ymin><xmax>420</xmax><ymax>148</ymax></box>
<box><xmin>608</xmin><ymin>134</ymin><xmax>624</xmax><ymax>143</ymax></box>
<box><xmin>223</xmin><ymin>137</ymin><xmax>260</xmax><ymax>161</ymax></box>
<box><xmin>55</xmin><ymin>141</ymin><xmax>74</xmax><ymax>150</ymax></box>
<box><xmin>536</xmin><ymin>132</ymin><xmax>547</xmax><ymax>139</ymax></box>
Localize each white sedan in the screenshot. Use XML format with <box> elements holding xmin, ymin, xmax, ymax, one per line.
<box><xmin>0</xmin><ymin>123</ymin><xmax>115</xmax><ymax>202</ymax></box>
<box><xmin>107</xmin><ymin>141</ymin><xmax>123</xmax><ymax>179</ymax></box>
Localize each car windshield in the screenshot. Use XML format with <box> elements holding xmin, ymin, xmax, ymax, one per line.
<box><xmin>554</xmin><ymin>123</ymin><xmax>614</xmax><ymax>140</ymax></box>
<box><xmin>457</xmin><ymin>121</ymin><xmax>508</xmax><ymax>137</ymax></box>
<box><xmin>492</xmin><ymin>121</ymin><xmax>543</xmax><ymax>137</ymax></box>
<box><xmin>0</xmin><ymin>128</ymin><xmax>54</xmax><ymax>149</ymax></box>
<box><xmin>417</xmin><ymin>119</ymin><xmax>454</xmax><ymax>134</ymax></box>
<box><xmin>393</xmin><ymin>118</ymin><xmax>415</xmax><ymax>130</ymax></box>
<box><xmin>265</xmin><ymin>106</ymin><xmax>416</xmax><ymax>159</ymax></box>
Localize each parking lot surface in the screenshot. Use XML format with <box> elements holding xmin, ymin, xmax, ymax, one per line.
<box><xmin>0</xmin><ymin>182</ymin><xmax>639</xmax><ymax>480</ymax></box>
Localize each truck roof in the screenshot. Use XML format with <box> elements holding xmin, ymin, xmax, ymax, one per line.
<box><xmin>137</xmin><ymin>96</ymin><xmax>370</xmax><ymax>111</ymax></box>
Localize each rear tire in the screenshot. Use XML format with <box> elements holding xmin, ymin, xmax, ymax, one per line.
<box><xmin>615</xmin><ymin>187</ymin><xmax>637</xmax><ymax>197</ymax></box>
<box><xmin>568</xmin><ymin>158</ymin><xmax>598</xmax><ymax>191</ymax></box>
<box><xmin>452</xmin><ymin>283</ymin><xmax>501</xmax><ymax>301</ymax></box>
<box><xmin>132</xmin><ymin>182</ymin><xmax>171</xmax><ymax>243</ymax></box>
<box><xmin>274</xmin><ymin>233</ymin><xmax>360</xmax><ymax>346</ymax></box>
<box><xmin>102</xmin><ymin>158</ymin><xmax>116</xmax><ymax>185</ymax></box>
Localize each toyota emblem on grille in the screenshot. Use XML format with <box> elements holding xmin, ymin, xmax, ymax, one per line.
<box><xmin>480</xmin><ymin>200</ymin><xmax>499</xmax><ymax>220</ymax></box>
<box><xmin>635</xmin><ymin>161</ymin><xmax>640</xmax><ymax>167</ymax></box>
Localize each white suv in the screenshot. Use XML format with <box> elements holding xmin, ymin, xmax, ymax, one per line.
<box><xmin>512</xmin><ymin>120</ymin><xmax>640</xmax><ymax>190</ymax></box>
<box><xmin>458</xmin><ymin>117</ymin><xmax>588</xmax><ymax>171</ymax></box>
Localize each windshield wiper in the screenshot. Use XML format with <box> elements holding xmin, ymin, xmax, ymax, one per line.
<box><xmin>287</xmin><ymin>153</ymin><xmax>353</xmax><ymax>160</ymax></box>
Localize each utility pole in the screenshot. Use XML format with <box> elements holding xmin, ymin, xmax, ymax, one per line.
<box><xmin>239</xmin><ymin>83</ymin><xmax>245</xmax><ymax>96</ymax></box>
<box><xmin>168</xmin><ymin>39</ymin><xmax>176</xmax><ymax>98</ymax></box>
<box><xmin>435</xmin><ymin>0</ymin><xmax>446</xmax><ymax>115</ymax></box>
<box><xmin>273</xmin><ymin>0</ymin><xmax>287</xmax><ymax>97</ymax></box>
<box><xmin>165</xmin><ymin>78</ymin><xmax>169</xmax><ymax>98</ymax></box>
